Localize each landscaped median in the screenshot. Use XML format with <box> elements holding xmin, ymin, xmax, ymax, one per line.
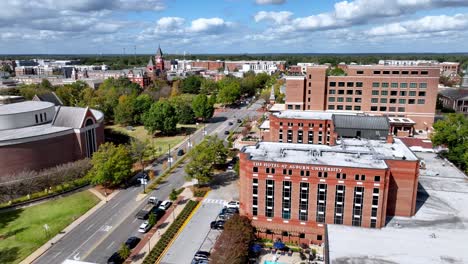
<box><xmin>142</xmin><ymin>200</ymin><xmax>200</xmax><ymax>264</ymax></box>
<box><xmin>0</xmin><ymin>190</ymin><xmax>100</xmax><ymax>264</ymax></box>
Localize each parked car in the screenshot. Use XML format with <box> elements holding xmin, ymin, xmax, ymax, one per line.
<box><xmin>224</xmin><ymin>200</ymin><xmax>240</xmax><ymax>209</ymax></box>
<box><xmin>220</xmin><ymin>207</ymin><xmax>239</xmax><ymax>214</ymax></box>
<box><xmin>228</xmin><ymin>121</ymin><xmax>233</xmax><ymax>125</ymax></box>
<box><xmin>218</xmin><ymin>213</ymin><xmax>234</xmax><ymax>220</ymax></box>
<box><xmin>210</xmin><ymin>220</ymin><xmax>225</xmax><ymax>230</ymax></box>
<box><xmin>148</xmin><ymin>196</ymin><xmax>161</xmax><ymax>205</ymax></box>
<box><xmin>138</xmin><ymin>221</ymin><xmax>151</xmax><ymax>233</ymax></box>
<box><xmin>194</xmin><ymin>251</ymin><xmax>210</xmax><ymax>260</ymax></box>
<box><xmin>107</xmin><ymin>252</ymin><xmax>124</xmax><ymax>264</ymax></box>
<box><xmin>158</xmin><ymin>200</ymin><xmax>172</xmax><ymax>211</ymax></box>
<box><xmin>125</xmin><ymin>236</ymin><xmax>141</xmax><ymax>249</ymax></box>
<box><xmin>177</xmin><ymin>149</ymin><xmax>184</xmax><ymax>156</ymax></box>
<box><xmin>237</xmin><ymin>119</ymin><xmax>242</xmax><ymax>123</ymax></box>
<box><xmin>191</xmin><ymin>258</ymin><xmax>209</xmax><ymax>264</ymax></box>
<box><xmin>224</xmin><ymin>130</ymin><xmax>230</xmax><ymax>135</ymax></box>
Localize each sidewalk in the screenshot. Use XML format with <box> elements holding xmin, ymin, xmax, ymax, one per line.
<box><xmin>20</xmin><ymin>188</ymin><xmax>119</xmax><ymax>264</ymax></box>
<box><xmin>126</xmin><ymin>188</ymin><xmax>195</xmax><ymax>264</ymax></box>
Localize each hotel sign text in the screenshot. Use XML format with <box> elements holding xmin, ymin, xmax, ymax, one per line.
<box><xmin>253</xmin><ymin>162</ymin><xmax>342</xmax><ymax>172</ymax></box>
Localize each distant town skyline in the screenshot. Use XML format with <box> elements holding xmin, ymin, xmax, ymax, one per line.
<box><xmin>1</xmin><ymin>0</ymin><xmax>468</xmax><ymax>54</ymax></box>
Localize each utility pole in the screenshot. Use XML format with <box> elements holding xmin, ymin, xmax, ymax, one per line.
<box><xmin>168</xmin><ymin>144</ymin><xmax>172</xmax><ymax>169</ymax></box>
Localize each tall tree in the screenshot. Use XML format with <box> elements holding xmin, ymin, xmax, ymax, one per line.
<box><xmin>114</xmin><ymin>94</ymin><xmax>137</xmax><ymax>125</ymax></box>
<box><xmin>134</xmin><ymin>93</ymin><xmax>154</xmax><ymax>125</ymax></box>
<box><xmin>217</xmin><ymin>80</ymin><xmax>241</xmax><ymax>105</ymax></box>
<box><xmin>192</xmin><ymin>94</ymin><xmax>214</xmax><ymax>121</ymax></box>
<box><xmin>87</xmin><ymin>143</ymin><xmax>133</xmax><ymax>187</ymax></box>
<box><xmin>169</xmin><ymin>94</ymin><xmax>195</xmax><ymax>124</ymax></box>
<box><xmin>181</xmin><ymin>75</ymin><xmax>202</xmax><ymax>94</ymax></box>
<box><xmin>143</xmin><ymin>100</ymin><xmax>178</xmax><ymax>135</ymax></box>
<box><xmin>129</xmin><ymin>138</ymin><xmax>148</xmax><ymax>169</ymax></box>
<box><xmin>210</xmin><ymin>215</ymin><xmax>255</xmax><ymax>264</ymax></box>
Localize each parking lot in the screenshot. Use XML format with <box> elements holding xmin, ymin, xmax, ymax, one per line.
<box><xmin>160</xmin><ymin>171</ymin><xmax>239</xmax><ymax>264</ymax></box>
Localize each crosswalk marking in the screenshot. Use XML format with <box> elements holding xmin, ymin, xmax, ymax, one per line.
<box><xmin>203</xmin><ymin>199</ymin><xmax>227</xmax><ymax>205</ymax></box>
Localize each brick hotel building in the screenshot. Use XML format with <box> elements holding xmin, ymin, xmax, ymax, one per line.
<box><xmin>285</xmin><ymin>65</ymin><xmax>439</xmax><ymax>131</ymax></box>
<box><xmin>239</xmin><ymin>112</ymin><xmax>420</xmax><ymax>245</ymax></box>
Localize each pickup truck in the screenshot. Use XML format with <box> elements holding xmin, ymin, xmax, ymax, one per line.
<box><xmin>136</xmin><ymin>204</ymin><xmax>155</xmax><ymax>220</ymax></box>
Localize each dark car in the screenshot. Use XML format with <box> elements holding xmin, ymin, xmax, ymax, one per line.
<box><xmin>210</xmin><ymin>220</ymin><xmax>225</xmax><ymax>229</ymax></box>
<box><xmin>125</xmin><ymin>236</ymin><xmax>141</xmax><ymax>249</ymax></box>
<box><xmin>150</xmin><ymin>207</ymin><xmax>166</xmax><ymax>221</ymax></box>
<box><xmin>228</xmin><ymin>121</ymin><xmax>233</xmax><ymax>125</ymax></box>
<box><xmin>237</xmin><ymin>119</ymin><xmax>242</xmax><ymax>123</ymax></box>
<box><xmin>177</xmin><ymin>149</ymin><xmax>184</xmax><ymax>156</ymax></box>
<box><xmin>194</xmin><ymin>250</ymin><xmax>210</xmax><ymax>260</ymax></box>
<box><xmin>191</xmin><ymin>258</ymin><xmax>209</xmax><ymax>264</ymax></box>
<box><xmin>107</xmin><ymin>252</ymin><xmax>124</xmax><ymax>264</ymax></box>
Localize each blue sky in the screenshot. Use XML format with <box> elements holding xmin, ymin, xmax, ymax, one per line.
<box><xmin>1</xmin><ymin>0</ymin><xmax>468</xmax><ymax>54</ymax></box>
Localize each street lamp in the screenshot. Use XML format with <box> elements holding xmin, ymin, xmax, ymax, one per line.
<box><xmin>168</xmin><ymin>144</ymin><xmax>172</xmax><ymax>168</ymax></box>
<box><xmin>188</xmin><ymin>133</ymin><xmax>192</xmax><ymax>149</ymax></box>
<box><xmin>203</xmin><ymin>123</ymin><xmax>207</xmax><ymax>136</ymax></box>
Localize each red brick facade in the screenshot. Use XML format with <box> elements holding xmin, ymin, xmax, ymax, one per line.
<box><xmin>285</xmin><ymin>65</ymin><xmax>439</xmax><ymax>130</ymax></box>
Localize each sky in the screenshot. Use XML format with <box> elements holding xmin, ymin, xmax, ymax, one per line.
<box><xmin>1</xmin><ymin>0</ymin><xmax>468</xmax><ymax>54</ymax></box>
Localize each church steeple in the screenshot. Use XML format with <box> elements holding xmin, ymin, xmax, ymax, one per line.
<box><xmin>155</xmin><ymin>45</ymin><xmax>164</xmax><ymax>73</ymax></box>
<box><xmin>156</xmin><ymin>45</ymin><xmax>163</xmax><ymax>58</ymax></box>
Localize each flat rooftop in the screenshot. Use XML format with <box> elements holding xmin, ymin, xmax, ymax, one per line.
<box><xmin>0</xmin><ymin>101</ymin><xmax>54</xmax><ymax>115</ymax></box>
<box><xmin>273</xmin><ymin>111</ymin><xmax>334</xmax><ymax>120</ymax></box>
<box><xmin>327</xmin><ymin>152</ymin><xmax>468</xmax><ymax>264</ymax></box>
<box><xmin>242</xmin><ymin>138</ymin><xmax>417</xmax><ymax>170</ymax></box>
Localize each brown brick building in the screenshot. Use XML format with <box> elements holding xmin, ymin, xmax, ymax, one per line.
<box><xmin>240</xmin><ymin>112</ymin><xmax>419</xmax><ymax>245</ymax></box>
<box><xmin>285</xmin><ymin>65</ymin><xmax>439</xmax><ymax>131</ymax></box>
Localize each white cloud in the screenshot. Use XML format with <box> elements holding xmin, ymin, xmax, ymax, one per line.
<box><xmin>189</xmin><ymin>18</ymin><xmax>231</xmax><ymax>33</ymax></box>
<box><xmin>366</xmin><ymin>13</ymin><xmax>468</xmax><ymax>36</ymax></box>
<box><xmin>255</xmin><ymin>0</ymin><xmax>286</xmax><ymax>5</ymax></box>
<box><xmin>254</xmin><ymin>11</ymin><xmax>293</xmax><ymax>24</ymax></box>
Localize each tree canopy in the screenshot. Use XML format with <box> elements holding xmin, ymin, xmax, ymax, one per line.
<box><xmin>87</xmin><ymin>142</ymin><xmax>133</xmax><ymax>187</ymax></box>
<box><xmin>192</xmin><ymin>94</ymin><xmax>214</xmax><ymax>121</ymax></box>
<box><xmin>143</xmin><ymin>100</ymin><xmax>178</xmax><ymax>135</ymax></box>
<box><xmin>185</xmin><ymin>136</ymin><xmax>227</xmax><ymax>185</ymax></box>
<box><xmin>181</xmin><ymin>75</ymin><xmax>203</xmax><ymax>94</ymax></box>
<box><xmin>217</xmin><ymin>78</ymin><xmax>241</xmax><ymax>105</ymax></box>
<box><xmin>432</xmin><ymin>114</ymin><xmax>468</xmax><ymax>172</ymax></box>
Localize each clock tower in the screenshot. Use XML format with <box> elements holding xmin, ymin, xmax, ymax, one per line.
<box><xmin>155</xmin><ymin>45</ymin><xmax>164</xmax><ymax>74</ymax></box>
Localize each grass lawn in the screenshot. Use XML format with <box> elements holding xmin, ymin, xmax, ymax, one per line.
<box><xmin>0</xmin><ymin>191</ymin><xmax>100</xmax><ymax>264</ymax></box>
<box><xmin>107</xmin><ymin>124</ymin><xmax>200</xmax><ymax>157</ymax></box>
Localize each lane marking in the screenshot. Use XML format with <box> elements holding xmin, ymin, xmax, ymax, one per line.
<box><xmin>106</xmin><ymin>241</ymin><xmax>115</xmax><ymax>250</ymax></box>
<box><xmin>86</xmin><ymin>223</ymin><xmax>96</xmax><ymax>231</ymax></box>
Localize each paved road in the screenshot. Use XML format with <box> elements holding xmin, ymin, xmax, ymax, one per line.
<box><xmin>34</xmin><ymin>100</ymin><xmax>263</xmax><ymax>264</ymax></box>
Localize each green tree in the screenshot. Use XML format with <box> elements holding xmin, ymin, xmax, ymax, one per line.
<box><xmin>148</xmin><ymin>212</ymin><xmax>157</xmax><ymax>227</ymax></box>
<box><xmin>114</xmin><ymin>94</ymin><xmax>137</xmax><ymax>125</ymax></box>
<box><xmin>432</xmin><ymin>114</ymin><xmax>468</xmax><ymax>172</ymax></box>
<box><xmin>200</xmin><ymin>79</ymin><xmax>219</xmax><ymax>94</ymax></box>
<box><xmin>217</xmin><ymin>79</ymin><xmax>241</xmax><ymax>105</ymax></box>
<box><xmin>169</xmin><ymin>94</ymin><xmax>196</xmax><ymax>124</ymax></box>
<box><xmin>118</xmin><ymin>244</ymin><xmax>131</xmax><ymax>260</ymax></box>
<box><xmin>134</xmin><ymin>94</ymin><xmax>154</xmax><ymax>124</ymax></box>
<box><xmin>55</xmin><ymin>81</ymin><xmax>88</xmax><ymax>106</ymax></box>
<box><xmin>185</xmin><ymin>136</ymin><xmax>227</xmax><ymax>185</ymax></box>
<box><xmin>87</xmin><ymin>143</ymin><xmax>133</xmax><ymax>187</ymax></box>
<box><xmin>210</xmin><ymin>215</ymin><xmax>255</xmax><ymax>264</ymax></box>
<box><xmin>192</xmin><ymin>94</ymin><xmax>214</xmax><ymax>121</ymax></box>
<box><xmin>181</xmin><ymin>75</ymin><xmax>202</xmax><ymax>94</ymax></box>
<box><xmin>129</xmin><ymin>138</ymin><xmax>148</xmax><ymax>169</ymax></box>
<box><xmin>143</xmin><ymin>100</ymin><xmax>178</xmax><ymax>135</ymax></box>
<box><xmin>40</xmin><ymin>79</ymin><xmax>53</xmax><ymax>90</ymax></box>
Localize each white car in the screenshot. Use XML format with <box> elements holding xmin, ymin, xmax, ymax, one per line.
<box><xmin>224</xmin><ymin>200</ymin><xmax>239</xmax><ymax>209</ymax></box>
<box><xmin>138</xmin><ymin>221</ymin><xmax>151</xmax><ymax>233</ymax></box>
<box><xmin>158</xmin><ymin>200</ymin><xmax>172</xmax><ymax>211</ymax></box>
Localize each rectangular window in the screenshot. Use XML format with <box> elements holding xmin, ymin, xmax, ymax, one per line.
<box><xmin>382</xmin><ymin>82</ymin><xmax>389</xmax><ymax>88</ymax></box>
<box><xmin>390</xmin><ymin>98</ymin><xmax>396</xmax><ymax>104</ymax></box>
<box><xmin>297</xmin><ymin>130</ymin><xmax>303</xmax><ymax>143</ymax></box>
<box><xmin>328</xmin><ymin>105</ymin><xmax>335</xmax><ymax>110</ymax></box>
<box><xmin>352</xmin><ymin>186</ymin><xmax>364</xmax><ymax>227</ymax></box>
<box><xmin>389</xmin><ymin>107</ymin><xmax>396</xmax><ymax>112</ymax></box>
<box><xmin>44</xmin><ymin>112</ymin><xmax>47</xmax><ymax>121</ymax></box>
<box><xmin>419</xmin><ymin>91</ymin><xmax>426</xmax><ymax>97</ymax></box>
<box><xmin>421</xmin><ymin>71</ymin><xmax>428</xmax><ymax>75</ymax></box>
<box><xmin>392</xmin><ymin>71</ymin><xmax>399</xmax><ymax>74</ymax></box>
<box><xmin>381</xmin><ymin>90</ymin><xmax>388</xmax><ymax>96</ymax></box>
<box><xmin>346</xmin><ymin>90</ymin><xmax>353</xmax><ymax>95</ymax></box>
<box><xmin>419</xmin><ymin>83</ymin><xmax>427</xmax><ymax>89</ymax></box>
<box><xmin>316</xmin><ymin>184</ymin><xmax>327</xmax><ymax>223</ymax></box>
<box><xmin>380</xmin><ymin>98</ymin><xmax>387</xmax><ymax>103</ymax></box>
<box><xmin>411</xmin><ymin>71</ymin><xmax>418</xmax><ymax>75</ymax></box>
<box><xmin>347</xmin><ymin>82</ymin><xmax>354</xmax><ymax>87</ymax></box>
<box><xmin>295</xmin><ymin>105</ymin><xmax>300</xmax><ymax>110</ymax></box>
<box><xmin>329</xmin><ymin>89</ymin><xmax>336</xmax><ymax>94</ymax></box>
<box><xmin>252</xmin><ymin>179</ymin><xmax>258</xmax><ymax>216</ymax></box>
<box><xmin>265</xmin><ymin>180</ymin><xmax>275</xmax><ymax>218</ymax></box>
<box><xmin>373</xmin><ymin>71</ymin><xmax>381</xmax><ymax>74</ymax></box>
<box><xmin>383</xmin><ymin>71</ymin><xmax>390</xmax><ymax>74</ymax></box>
<box><xmin>356</xmin><ymin>82</ymin><xmax>363</xmax><ymax>87</ymax></box>
<box><xmin>337</xmin><ymin>97</ymin><xmax>344</xmax><ymax>102</ymax></box>
<box><xmin>334</xmin><ymin>185</ymin><xmax>345</xmax><ymax>224</ymax></box>
<box><xmin>372</xmin><ymin>90</ymin><xmax>379</xmax><ymax>95</ymax></box>
<box><xmin>282</xmin><ymin>181</ymin><xmax>291</xmax><ymax>219</ymax></box>
<box><xmin>408</xmin><ymin>99</ymin><xmax>415</xmax><ymax>104</ymax></box>
<box><xmin>371</xmin><ymin>106</ymin><xmax>378</xmax><ymax>111</ymax></box>
<box><xmin>398</xmin><ymin>107</ymin><xmax>406</xmax><ymax>112</ymax></box>
<box><xmin>402</xmin><ymin>71</ymin><xmax>409</xmax><ymax>75</ymax></box>
<box><xmin>391</xmin><ymin>83</ymin><xmax>398</xmax><ymax>88</ymax></box>
<box><xmin>400</xmin><ymin>91</ymin><xmax>406</xmax><ymax>96</ymax></box>
<box><xmin>299</xmin><ymin>182</ymin><xmax>309</xmax><ymax>221</ymax></box>
<box><xmin>371</xmin><ymin>98</ymin><xmax>378</xmax><ymax>103</ymax></box>
<box><xmin>357</xmin><ymin>70</ymin><xmax>364</xmax><ymax>74</ymax></box>
<box><xmin>253</xmin><ymin>167</ymin><xmax>258</xmax><ymax>173</ymax></box>
<box><xmin>35</xmin><ymin>114</ymin><xmax>38</xmax><ymax>123</ymax></box>
<box><xmin>374</xmin><ymin>176</ymin><xmax>380</xmax><ymax>182</ymax></box>
<box><xmin>287</xmin><ymin>130</ymin><xmax>292</xmax><ymax>143</ymax></box>
<box><xmin>418</xmin><ymin>99</ymin><xmax>425</xmax><ymax>104</ymax></box>
<box><xmin>338</xmin><ymin>82</ymin><xmax>345</xmax><ymax>87</ymax></box>
<box><xmin>391</xmin><ymin>91</ymin><xmax>398</xmax><ymax>96</ymax></box>
<box><xmin>39</xmin><ymin>113</ymin><xmax>43</xmax><ymax>123</ymax></box>
<box><xmin>330</xmin><ymin>82</ymin><xmax>336</xmax><ymax>87</ymax></box>
<box><xmin>338</xmin><ymin>90</ymin><xmax>345</xmax><ymax>95</ymax></box>
<box><xmin>400</xmin><ymin>83</ymin><xmax>408</xmax><ymax>88</ymax></box>
<box><xmin>345</xmin><ymin>105</ymin><xmax>352</xmax><ymax>110</ymax></box>
<box><xmin>372</xmin><ymin>82</ymin><xmax>380</xmax><ymax>88</ymax></box>
<box><xmin>355</xmin><ymin>90</ymin><xmax>362</xmax><ymax>95</ymax></box>
<box><xmin>410</xmin><ymin>83</ymin><xmax>417</xmax><ymax>88</ymax></box>
<box><xmin>308</xmin><ymin>131</ymin><xmax>314</xmax><ymax>144</ymax></box>
<box><xmin>379</xmin><ymin>106</ymin><xmax>387</xmax><ymax>111</ymax></box>
<box><xmin>337</xmin><ymin>105</ymin><xmax>343</xmax><ymax>110</ymax></box>
<box><xmin>354</xmin><ymin>106</ymin><xmax>361</xmax><ymax>111</ymax></box>
<box><xmin>346</xmin><ymin>97</ymin><xmax>352</xmax><ymax>102</ymax></box>
<box><xmin>409</xmin><ymin>91</ymin><xmax>416</xmax><ymax>96</ymax></box>
<box><xmin>328</xmin><ymin>97</ymin><xmax>335</xmax><ymax>102</ymax></box>
<box><xmin>399</xmin><ymin>99</ymin><xmax>406</xmax><ymax>104</ymax></box>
